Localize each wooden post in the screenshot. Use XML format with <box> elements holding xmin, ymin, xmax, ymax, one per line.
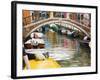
<box><xmin>23</xmin><ymin>55</ymin><xmax>30</xmax><ymax>69</ymax></box>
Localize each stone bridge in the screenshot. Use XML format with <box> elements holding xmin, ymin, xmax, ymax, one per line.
<box><xmin>23</xmin><ymin>18</ymin><xmax>90</xmax><ymax>38</ymax></box>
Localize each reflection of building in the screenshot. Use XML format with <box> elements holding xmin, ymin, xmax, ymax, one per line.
<box><xmin>23</xmin><ymin>10</ymin><xmax>91</xmax><ymax>27</ymax></box>
<box><xmin>45</xmin><ymin>30</ymin><xmax>58</xmax><ymax>48</ymax></box>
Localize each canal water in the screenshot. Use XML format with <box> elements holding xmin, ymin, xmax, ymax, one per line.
<box><xmin>43</xmin><ymin>31</ymin><xmax>91</xmax><ymax>67</ymax></box>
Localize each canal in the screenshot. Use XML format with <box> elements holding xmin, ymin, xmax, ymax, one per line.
<box><xmin>43</xmin><ymin>30</ymin><xmax>91</xmax><ymax>67</ymax></box>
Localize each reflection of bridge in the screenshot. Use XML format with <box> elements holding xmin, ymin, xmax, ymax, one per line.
<box><xmin>23</xmin><ymin>18</ymin><xmax>90</xmax><ymax>38</ymax></box>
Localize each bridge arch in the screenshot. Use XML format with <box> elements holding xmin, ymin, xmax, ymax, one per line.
<box><xmin>23</xmin><ymin>18</ymin><xmax>90</xmax><ymax>38</ymax></box>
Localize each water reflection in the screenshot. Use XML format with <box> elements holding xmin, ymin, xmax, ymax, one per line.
<box><xmin>45</xmin><ymin>31</ymin><xmax>77</xmax><ymax>50</ymax></box>
<box><xmin>44</xmin><ymin>30</ymin><xmax>90</xmax><ymax>67</ymax></box>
